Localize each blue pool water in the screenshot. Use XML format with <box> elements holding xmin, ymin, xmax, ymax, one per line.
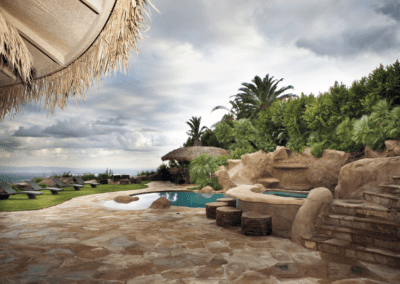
<box><xmin>97</xmin><ymin>191</ymin><xmax>237</xmax><ymax>210</ymax></box>
<box><xmin>264</xmin><ymin>191</ymin><xmax>308</xmax><ymax>198</ymax></box>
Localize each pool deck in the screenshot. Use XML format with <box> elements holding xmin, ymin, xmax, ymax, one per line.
<box><xmin>0</xmin><ymin>181</ymin><xmax>399</xmax><ymax>283</ymax></box>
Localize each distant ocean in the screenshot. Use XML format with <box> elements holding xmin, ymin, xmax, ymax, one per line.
<box><xmin>0</xmin><ymin>169</ymin><xmax>157</xmax><ymax>184</ymax></box>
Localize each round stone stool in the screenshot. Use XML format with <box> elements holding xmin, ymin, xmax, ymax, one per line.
<box><xmin>216</xmin><ymin>198</ymin><xmax>236</xmax><ymax>207</ymax></box>
<box><xmin>241</xmin><ymin>212</ymin><xmax>272</xmax><ymax>236</ymax></box>
<box><xmin>206</xmin><ymin>202</ymin><xmax>228</xmax><ymax>219</ymax></box>
<box><xmin>216</xmin><ymin>206</ymin><xmax>242</xmax><ymax>227</ymax></box>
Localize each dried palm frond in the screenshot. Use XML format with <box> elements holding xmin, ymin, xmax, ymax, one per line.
<box><xmin>0</xmin><ymin>0</ymin><xmax>159</xmax><ymax>120</ymax></box>
<box><xmin>162</xmin><ymin>147</ymin><xmax>231</xmax><ymax>162</ymax></box>
<box><xmin>0</xmin><ymin>8</ymin><xmax>33</xmax><ymax>84</ymax></box>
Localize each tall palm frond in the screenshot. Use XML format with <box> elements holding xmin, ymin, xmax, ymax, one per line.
<box><xmin>186</xmin><ymin>116</ymin><xmax>209</xmax><ymax>140</ymax></box>
<box><xmin>230</xmin><ymin>74</ymin><xmax>297</xmax><ymax>120</ymax></box>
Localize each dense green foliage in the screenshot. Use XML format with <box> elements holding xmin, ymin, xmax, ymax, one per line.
<box><xmin>199</xmin><ymin>128</ymin><xmax>224</xmax><ymax>148</ymax></box>
<box><xmin>156</xmin><ymin>164</ymin><xmax>172</xmax><ymax>181</ymax></box>
<box><xmin>96</xmin><ymin>168</ymin><xmax>114</xmax><ymax>181</ymax></box>
<box><xmin>81</xmin><ymin>173</ymin><xmax>96</xmax><ymax>181</ymax></box>
<box><xmin>137</xmin><ymin>170</ymin><xmax>157</xmax><ymax>176</ymax></box>
<box><xmin>189</xmin><ymin>154</ymin><xmax>220</xmax><ymax>185</ymax></box>
<box><xmin>34</xmin><ymin>177</ymin><xmax>44</xmax><ymax>184</ymax></box>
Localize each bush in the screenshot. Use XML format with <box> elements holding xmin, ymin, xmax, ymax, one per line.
<box><xmin>34</xmin><ymin>177</ymin><xmax>44</xmax><ymax>183</ymax></box>
<box><xmin>194</xmin><ymin>176</ymin><xmax>222</xmax><ymax>191</ymax></box>
<box><xmin>82</xmin><ymin>173</ymin><xmax>96</xmax><ymax>181</ymax></box>
<box><xmin>97</xmin><ymin>173</ymin><xmax>109</xmax><ymax>181</ymax></box>
<box><xmin>189</xmin><ymin>154</ymin><xmax>219</xmax><ymax>184</ymax></box>
<box><xmin>39</xmin><ymin>183</ymin><xmax>48</xmax><ymax>189</ymax></box>
<box><xmin>228</xmin><ymin>145</ymin><xmax>257</xmax><ymax>160</ymax></box>
<box><xmin>62</xmin><ymin>171</ymin><xmax>72</xmax><ymax>177</ymax></box>
<box><xmin>156</xmin><ymin>164</ymin><xmax>172</xmax><ymax>181</ymax></box>
<box><xmin>137</xmin><ymin>170</ymin><xmax>157</xmax><ymax>176</ymax></box>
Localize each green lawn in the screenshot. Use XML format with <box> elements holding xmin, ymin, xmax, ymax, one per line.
<box><xmin>0</xmin><ymin>181</ymin><xmax>156</xmax><ymax>212</ymax></box>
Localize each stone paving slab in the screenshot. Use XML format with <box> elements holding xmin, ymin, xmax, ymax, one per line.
<box><xmin>0</xmin><ymin>181</ymin><xmax>399</xmax><ymax>283</ymax></box>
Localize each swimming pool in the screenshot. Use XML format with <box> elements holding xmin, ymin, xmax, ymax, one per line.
<box><xmin>97</xmin><ymin>191</ymin><xmax>236</xmax><ymax>210</ymax></box>
<box><xmin>263</xmin><ymin>190</ymin><xmax>308</xmax><ymax>199</ymax></box>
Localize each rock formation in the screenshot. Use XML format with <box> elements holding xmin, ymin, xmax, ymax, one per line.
<box><xmin>149</xmin><ymin>197</ymin><xmax>171</xmax><ymax>209</ymax></box>
<box><xmin>291</xmin><ymin>187</ymin><xmax>333</xmax><ymax>245</ymax></box>
<box><xmin>200</xmin><ymin>186</ymin><xmax>214</xmax><ymax>193</ymax></box>
<box><xmin>215</xmin><ymin>169</ymin><xmax>237</xmax><ymax>193</ymax></box>
<box><xmin>335</xmin><ymin>156</ymin><xmax>400</xmax><ymax>200</ymax></box>
<box><xmin>113</xmin><ymin>195</ymin><xmax>139</xmax><ymax>204</ymax></box>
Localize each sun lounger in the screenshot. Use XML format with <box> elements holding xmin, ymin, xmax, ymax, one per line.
<box><xmin>25</xmin><ymin>180</ymin><xmax>63</xmax><ymax>195</ymax></box>
<box><xmin>73</xmin><ymin>176</ymin><xmax>100</xmax><ymax>188</ymax></box>
<box><xmin>52</xmin><ymin>177</ymin><xmax>84</xmax><ymax>191</ymax></box>
<box><xmin>0</xmin><ymin>181</ymin><xmax>43</xmax><ymax>200</ymax></box>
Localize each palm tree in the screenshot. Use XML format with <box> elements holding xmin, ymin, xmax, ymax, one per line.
<box><xmin>231</xmin><ymin>74</ymin><xmax>298</xmax><ymax>120</ymax></box>
<box><xmin>209</xmin><ymin>99</ymin><xmax>250</xmax><ymax>129</ymax></box>
<box><xmin>186</xmin><ymin>116</ymin><xmax>209</xmax><ymax>140</ymax></box>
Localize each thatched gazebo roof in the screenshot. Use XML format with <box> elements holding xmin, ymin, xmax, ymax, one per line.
<box><xmin>0</xmin><ymin>0</ymin><xmax>159</xmax><ymax>120</ymax></box>
<box><xmin>161</xmin><ymin>146</ymin><xmax>231</xmax><ymax>162</ymax></box>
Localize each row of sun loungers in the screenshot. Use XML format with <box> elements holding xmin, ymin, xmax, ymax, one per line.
<box><xmin>0</xmin><ymin>176</ymin><xmax>100</xmax><ymax>200</ymax></box>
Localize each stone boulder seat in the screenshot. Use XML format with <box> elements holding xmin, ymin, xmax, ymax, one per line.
<box><xmin>25</xmin><ymin>180</ymin><xmax>63</xmax><ymax>195</ymax></box>
<box><xmin>0</xmin><ymin>181</ymin><xmax>43</xmax><ymax>200</ymax></box>
<box><xmin>52</xmin><ymin>177</ymin><xmax>83</xmax><ymax>191</ymax></box>
<box><xmin>73</xmin><ymin>176</ymin><xmax>100</xmax><ymax>188</ymax></box>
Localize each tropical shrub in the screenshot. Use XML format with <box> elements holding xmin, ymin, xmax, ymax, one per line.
<box><xmin>360</xmin><ymin>60</ymin><xmax>400</xmax><ymax>115</ymax></box>
<box><xmin>156</xmin><ymin>164</ymin><xmax>172</xmax><ymax>181</ymax></box>
<box><xmin>350</xmin><ymin>99</ymin><xmax>400</xmax><ymax>150</ymax></box>
<box><xmin>280</xmin><ymin>93</ymin><xmax>317</xmax><ymax>154</ymax></box>
<box><xmin>34</xmin><ymin>177</ymin><xmax>44</xmax><ymax>183</ymax></box>
<box><xmin>228</xmin><ymin>145</ymin><xmax>257</xmax><ymax>160</ymax></box>
<box><xmin>62</xmin><ymin>171</ymin><xmax>72</xmax><ymax>177</ymax></box>
<box><xmin>39</xmin><ymin>183</ymin><xmax>48</xmax><ymax>189</ymax></box>
<box><xmin>194</xmin><ymin>176</ymin><xmax>222</xmax><ymax>191</ymax></box>
<box><xmin>189</xmin><ymin>154</ymin><xmax>219</xmax><ymax>184</ymax></box>
<box><xmin>82</xmin><ymin>173</ymin><xmax>96</xmax><ymax>181</ymax></box>
<box><xmin>200</xmin><ymin>129</ymin><xmax>223</xmax><ymax>148</ymax></box>
<box><xmin>182</xmin><ymin>136</ymin><xmax>196</xmax><ymax>147</ymax></box>
<box><xmin>215</xmin><ymin>155</ymin><xmax>230</xmax><ymax>167</ymax></box>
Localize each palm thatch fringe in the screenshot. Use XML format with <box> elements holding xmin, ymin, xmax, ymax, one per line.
<box><xmin>0</xmin><ymin>0</ymin><xmax>159</xmax><ymax>120</ymax></box>
<box><xmin>0</xmin><ymin>8</ymin><xmax>33</xmax><ymax>85</ymax></box>
<box><xmin>162</xmin><ymin>146</ymin><xmax>231</xmax><ymax>162</ymax></box>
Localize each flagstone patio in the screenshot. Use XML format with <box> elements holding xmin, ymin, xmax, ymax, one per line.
<box><xmin>0</xmin><ymin>181</ymin><xmax>399</xmax><ymax>283</ymax></box>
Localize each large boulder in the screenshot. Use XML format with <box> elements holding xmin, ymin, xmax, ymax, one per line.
<box><xmin>334</xmin><ymin>156</ymin><xmax>400</xmax><ymax>200</ymax></box>
<box><xmin>270</xmin><ymin>146</ymin><xmax>350</xmax><ymax>192</ymax></box>
<box><xmin>239</xmin><ymin>150</ymin><xmax>274</xmax><ymax>184</ymax></box>
<box><xmin>365</xmin><ymin>140</ymin><xmax>400</xmax><ymax>158</ymax></box>
<box><xmin>226</xmin><ymin>159</ymin><xmax>253</xmax><ymax>186</ymax></box>
<box><xmin>215</xmin><ymin>169</ymin><xmax>237</xmax><ymax>193</ymax></box>
<box><xmin>291</xmin><ymin>187</ymin><xmax>333</xmax><ymax>245</ymax></box>
<box><xmin>200</xmin><ymin>186</ymin><xmax>214</xmax><ymax>193</ymax></box>
<box><xmin>113</xmin><ymin>195</ymin><xmax>139</xmax><ymax>203</ymax></box>
<box><xmin>149</xmin><ymin>197</ymin><xmax>171</xmax><ymax>209</ymax></box>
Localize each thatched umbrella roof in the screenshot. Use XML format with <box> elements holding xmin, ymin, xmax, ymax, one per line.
<box><xmin>0</xmin><ymin>0</ymin><xmax>159</xmax><ymax>120</ymax></box>
<box><xmin>162</xmin><ymin>146</ymin><xmax>231</xmax><ymax>162</ymax></box>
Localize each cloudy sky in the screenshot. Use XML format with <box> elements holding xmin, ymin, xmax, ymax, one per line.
<box><xmin>1</xmin><ymin>0</ymin><xmax>400</xmax><ymax>174</ymax></box>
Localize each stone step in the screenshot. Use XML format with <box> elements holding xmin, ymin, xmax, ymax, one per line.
<box><xmin>301</xmin><ymin>235</ymin><xmax>400</xmax><ymax>268</ymax></box>
<box><xmin>314</xmin><ymin>224</ymin><xmax>400</xmax><ymax>251</ymax></box>
<box><xmin>331</xmin><ymin>199</ymin><xmax>396</xmax><ymax>220</ymax></box>
<box><xmin>322</xmin><ymin>214</ymin><xmax>400</xmax><ymax>238</ymax></box>
<box><xmin>392</xmin><ymin>176</ymin><xmax>400</xmax><ymax>179</ymax></box>
<box><xmin>363</xmin><ymin>191</ymin><xmax>400</xmax><ymax>208</ymax></box>
<box><xmin>256</xmin><ymin>177</ymin><xmax>280</xmax><ymax>187</ymax></box>
<box><xmin>379</xmin><ymin>184</ymin><xmax>400</xmax><ymax>194</ymax></box>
